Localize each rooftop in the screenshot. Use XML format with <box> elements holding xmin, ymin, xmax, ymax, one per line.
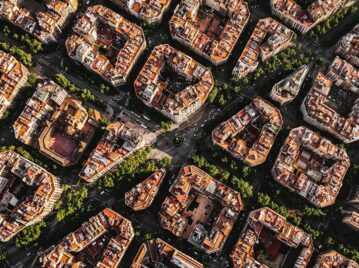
<box><xmin>342</xmin><ymin>211</ymin><xmax>359</xmax><ymax>232</ymax></box>
<box><xmin>13</xmin><ymin>80</ymin><xmax>101</xmax><ymax>167</ymax></box>
<box><xmin>65</xmin><ymin>5</ymin><xmax>146</xmax><ymax>86</ymax></box>
<box><xmin>125</xmin><ymin>169</ymin><xmax>166</xmax><ymax>211</ymax></box>
<box><xmin>336</xmin><ymin>23</ymin><xmax>359</xmax><ymax>67</ymax></box>
<box><xmin>301</xmin><ymin>58</ymin><xmax>359</xmax><ymax>143</ymax></box>
<box><xmin>272</xmin><ymin>126</ymin><xmax>350</xmax><ymax>208</ymax></box>
<box><xmin>270</xmin><ymin>0</ymin><xmax>346</xmax><ymax>34</ymax></box>
<box><xmin>42</xmin><ymin>208</ymin><xmax>134</xmax><ymax>268</ymax></box>
<box><xmin>0</xmin><ymin>50</ymin><xmax>29</xmax><ymax>118</ymax></box>
<box><xmin>110</xmin><ymin>0</ymin><xmax>171</xmax><ymax>24</ymax></box>
<box><xmin>0</xmin><ymin>150</ymin><xmax>62</xmax><ymax>242</ymax></box>
<box><xmin>0</xmin><ymin>0</ymin><xmax>78</xmax><ymax>43</ymax></box>
<box><xmin>314</xmin><ymin>250</ymin><xmax>359</xmax><ymax>268</ymax></box>
<box><xmin>232</xmin><ymin>17</ymin><xmax>295</xmax><ymax>78</ymax></box>
<box><xmin>159</xmin><ymin>165</ymin><xmax>243</xmax><ymax>254</ymax></box>
<box><xmin>79</xmin><ymin>121</ymin><xmax>145</xmax><ymax>183</ymax></box>
<box><xmin>134</xmin><ymin>44</ymin><xmax>214</xmax><ymax>123</ymax></box>
<box><xmin>169</xmin><ymin>0</ymin><xmax>250</xmax><ymax>65</ymax></box>
<box><xmin>231</xmin><ymin>207</ymin><xmax>314</xmax><ymax>268</ymax></box>
<box><xmin>270</xmin><ymin>65</ymin><xmax>309</xmax><ymax>105</ymax></box>
<box><xmin>131</xmin><ymin>238</ymin><xmax>204</xmax><ymax>268</ymax></box>
<box><xmin>212</xmin><ymin>97</ymin><xmax>283</xmax><ymax>166</ymax></box>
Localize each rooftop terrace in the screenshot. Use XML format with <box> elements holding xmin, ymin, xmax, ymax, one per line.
<box><xmin>0</xmin><ymin>50</ymin><xmax>29</xmax><ymax>119</ymax></box>
<box><xmin>159</xmin><ymin>165</ymin><xmax>243</xmax><ymax>254</ymax></box>
<box><xmin>134</xmin><ymin>44</ymin><xmax>214</xmax><ymax>123</ymax></box>
<box><xmin>169</xmin><ymin>0</ymin><xmax>250</xmax><ymax>65</ymax></box>
<box><xmin>272</xmin><ymin>126</ymin><xmax>350</xmax><ymax>208</ymax></box>
<box><xmin>42</xmin><ymin>208</ymin><xmax>134</xmax><ymax>268</ymax></box>
<box><xmin>231</xmin><ymin>207</ymin><xmax>314</xmax><ymax>268</ymax></box>
<box><xmin>0</xmin><ymin>150</ymin><xmax>62</xmax><ymax>242</ymax></box>
<box><xmin>301</xmin><ymin>58</ymin><xmax>359</xmax><ymax>143</ymax></box>
<box><xmin>131</xmin><ymin>238</ymin><xmax>204</xmax><ymax>268</ymax></box>
<box><xmin>66</xmin><ymin>5</ymin><xmax>146</xmax><ymax>86</ymax></box>
<box><xmin>13</xmin><ymin>80</ymin><xmax>101</xmax><ymax>167</ymax></box>
<box><xmin>212</xmin><ymin>97</ymin><xmax>283</xmax><ymax>166</ymax></box>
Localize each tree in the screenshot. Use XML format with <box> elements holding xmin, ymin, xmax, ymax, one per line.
<box><xmin>160</xmin><ymin>121</ymin><xmax>173</xmax><ymax>131</ymax></box>
<box><xmin>257</xmin><ymin>192</ymin><xmax>271</xmax><ymax>206</ymax></box>
<box><xmin>231</xmin><ymin>176</ymin><xmax>253</xmax><ymax>199</ymax></box>
<box><xmin>55</xmin><ymin>187</ymin><xmax>88</xmax><ymax>222</ymax></box>
<box><xmin>159</xmin><ymin>156</ymin><xmax>171</xmax><ymax>169</ymax></box>
<box><xmin>207</xmin><ymin>86</ymin><xmax>218</xmax><ymax>103</ymax></box>
<box><xmin>219</xmin><ymin>171</ymin><xmax>230</xmax><ymax>183</ymax></box>
<box><xmin>0</xmin><ymin>251</ymin><xmax>6</xmax><ymax>262</ymax></box>
<box><xmin>15</xmin><ymin>221</ymin><xmax>46</xmax><ymax>248</ymax></box>
<box><xmin>304</xmin><ymin>205</ymin><xmax>326</xmax><ymax>217</ymax></box>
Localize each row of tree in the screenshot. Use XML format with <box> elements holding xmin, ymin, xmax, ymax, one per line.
<box><xmin>191</xmin><ymin>155</ymin><xmax>254</xmax><ymax>200</ymax></box>
<box><xmin>1</xmin><ymin>25</ymin><xmax>43</xmax><ymax>53</ymax></box>
<box><xmin>0</xmin><ymin>41</ymin><xmax>33</xmax><ymax>67</ymax></box>
<box><xmin>54</xmin><ymin>186</ymin><xmax>88</xmax><ymax>222</ymax></box>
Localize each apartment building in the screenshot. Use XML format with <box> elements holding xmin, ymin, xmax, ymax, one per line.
<box><xmin>109</xmin><ymin>0</ymin><xmax>172</xmax><ymax>24</ymax></box>
<box><xmin>169</xmin><ymin>0</ymin><xmax>250</xmax><ymax>65</ymax></box>
<box><xmin>232</xmin><ymin>17</ymin><xmax>295</xmax><ymax>78</ymax></box>
<box><xmin>42</xmin><ymin>208</ymin><xmax>134</xmax><ymax>267</ymax></box>
<box><xmin>270</xmin><ymin>65</ymin><xmax>309</xmax><ymax>105</ymax></box>
<box><xmin>134</xmin><ymin>44</ymin><xmax>214</xmax><ymax>123</ymax></box>
<box><xmin>301</xmin><ymin>59</ymin><xmax>359</xmax><ymax>143</ymax></box>
<box><xmin>66</xmin><ymin>5</ymin><xmax>146</xmax><ymax>86</ymax></box>
<box><xmin>0</xmin><ymin>0</ymin><xmax>78</xmax><ymax>44</ymax></box>
<box><xmin>272</xmin><ymin>126</ymin><xmax>350</xmax><ymax>208</ymax></box>
<box><xmin>327</xmin><ymin>56</ymin><xmax>359</xmax><ymax>92</ymax></box>
<box><xmin>231</xmin><ymin>207</ymin><xmax>314</xmax><ymax>268</ymax></box>
<box><xmin>314</xmin><ymin>250</ymin><xmax>359</xmax><ymax>267</ymax></box>
<box><xmin>13</xmin><ymin>80</ymin><xmax>101</xmax><ymax>167</ymax></box>
<box><xmin>159</xmin><ymin>165</ymin><xmax>243</xmax><ymax>254</ymax></box>
<box><xmin>131</xmin><ymin>238</ymin><xmax>204</xmax><ymax>268</ymax></box>
<box><xmin>270</xmin><ymin>0</ymin><xmax>347</xmax><ymax>34</ymax></box>
<box><xmin>125</xmin><ymin>169</ymin><xmax>166</xmax><ymax>211</ymax></box>
<box><xmin>80</xmin><ymin>121</ymin><xmax>145</xmax><ymax>183</ymax></box>
<box><xmin>0</xmin><ymin>150</ymin><xmax>62</xmax><ymax>242</ymax></box>
<box><xmin>0</xmin><ymin>50</ymin><xmax>29</xmax><ymax>118</ymax></box>
<box><xmin>343</xmin><ymin>211</ymin><xmax>359</xmax><ymax>232</ymax></box>
<box><xmin>212</xmin><ymin>97</ymin><xmax>283</xmax><ymax>166</ymax></box>
<box><xmin>336</xmin><ymin>24</ymin><xmax>359</xmax><ymax>67</ymax></box>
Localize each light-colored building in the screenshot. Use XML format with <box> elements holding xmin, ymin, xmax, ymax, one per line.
<box><xmin>13</xmin><ymin>80</ymin><xmax>101</xmax><ymax>167</ymax></box>
<box><xmin>131</xmin><ymin>238</ymin><xmax>204</xmax><ymax>268</ymax></box>
<box><xmin>109</xmin><ymin>0</ymin><xmax>172</xmax><ymax>24</ymax></box>
<box><xmin>270</xmin><ymin>0</ymin><xmax>348</xmax><ymax>34</ymax></box>
<box><xmin>336</xmin><ymin>24</ymin><xmax>359</xmax><ymax>67</ymax></box>
<box><xmin>80</xmin><ymin>121</ymin><xmax>145</xmax><ymax>183</ymax></box>
<box><xmin>231</xmin><ymin>207</ymin><xmax>314</xmax><ymax>268</ymax></box>
<box><xmin>270</xmin><ymin>65</ymin><xmax>309</xmax><ymax>105</ymax></box>
<box><xmin>212</xmin><ymin>97</ymin><xmax>283</xmax><ymax>166</ymax></box>
<box><xmin>232</xmin><ymin>17</ymin><xmax>295</xmax><ymax>78</ymax></box>
<box><xmin>169</xmin><ymin>0</ymin><xmax>250</xmax><ymax>65</ymax></box>
<box><xmin>134</xmin><ymin>44</ymin><xmax>214</xmax><ymax>123</ymax></box>
<box><xmin>314</xmin><ymin>250</ymin><xmax>359</xmax><ymax>268</ymax></box>
<box><xmin>125</xmin><ymin>169</ymin><xmax>166</xmax><ymax>211</ymax></box>
<box><xmin>42</xmin><ymin>208</ymin><xmax>134</xmax><ymax>268</ymax></box>
<box><xmin>66</xmin><ymin>5</ymin><xmax>146</xmax><ymax>86</ymax></box>
<box><xmin>301</xmin><ymin>59</ymin><xmax>359</xmax><ymax>143</ymax></box>
<box><xmin>0</xmin><ymin>50</ymin><xmax>29</xmax><ymax>118</ymax></box>
<box><xmin>159</xmin><ymin>165</ymin><xmax>243</xmax><ymax>254</ymax></box>
<box><xmin>0</xmin><ymin>150</ymin><xmax>62</xmax><ymax>242</ymax></box>
<box><xmin>0</xmin><ymin>0</ymin><xmax>78</xmax><ymax>44</ymax></box>
<box><xmin>342</xmin><ymin>211</ymin><xmax>359</xmax><ymax>232</ymax></box>
<box><xmin>272</xmin><ymin>126</ymin><xmax>350</xmax><ymax>208</ymax></box>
